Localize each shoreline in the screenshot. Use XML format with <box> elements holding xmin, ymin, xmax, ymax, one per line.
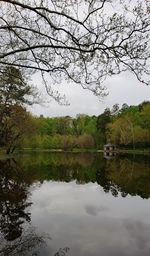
<box><xmin>1</xmin><ymin>147</ymin><xmax>150</xmax><ymax>158</ymax></box>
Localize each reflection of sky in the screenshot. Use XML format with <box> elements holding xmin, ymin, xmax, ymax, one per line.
<box><xmin>30</xmin><ymin>181</ymin><xmax>150</xmax><ymax>256</ymax></box>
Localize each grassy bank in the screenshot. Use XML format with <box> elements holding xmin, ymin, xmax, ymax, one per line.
<box><xmin>17</xmin><ymin>147</ymin><xmax>150</xmax><ymax>155</ymax></box>
<box><xmin>17</xmin><ymin>148</ymin><xmax>102</xmax><ymax>153</ymax></box>
<box><xmin>1</xmin><ymin>147</ymin><xmax>150</xmax><ymax>156</ymax></box>
<box><xmin>118</xmin><ymin>148</ymin><xmax>150</xmax><ymax>155</ymax></box>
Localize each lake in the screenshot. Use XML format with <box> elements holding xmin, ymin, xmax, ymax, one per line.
<box><xmin>0</xmin><ymin>152</ymin><xmax>150</xmax><ymax>256</ymax></box>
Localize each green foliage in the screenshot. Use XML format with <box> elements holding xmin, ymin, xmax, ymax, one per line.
<box><xmin>0</xmin><ymin>66</ymin><xmax>35</xmax><ymax>107</ymax></box>
<box><xmin>107</xmin><ymin>101</ymin><xmax>150</xmax><ymax>148</ymax></box>
<box><xmin>0</xmin><ymin>66</ymin><xmax>39</xmax><ymax>154</ymax></box>
<box><xmin>97</xmin><ymin>108</ymin><xmax>111</xmax><ymax>143</ymax></box>
<box><xmin>20</xmin><ymin>101</ymin><xmax>150</xmax><ymax>151</ymax></box>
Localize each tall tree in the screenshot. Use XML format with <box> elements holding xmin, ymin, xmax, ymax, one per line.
<box><xmin>97</xmin><ymin>108</ymin><xmax>111</xmax><ymax>143</ymax></box>
<box><xmin>0</xmin><ymin>0</ymin><xmax>149</xmax><ymax>102</ymax></box>
<box><xmin>0</xmin><ymin>66</ymin><xmax>38</xmax><ymax>153</ymax></box>
<box><xmin>0</xmin><ymin>66</ymin><xmax>35</xmax><ymax>107</ymax></box>
<box><xmin>0</xmin><ymin>106</ymin><xmax>37</xmax><ymax>154</ymax></box>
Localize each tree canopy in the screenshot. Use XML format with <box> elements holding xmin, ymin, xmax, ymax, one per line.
<box><xmin>0</xmin><ymin>66</ymin><xmax>38</xmax><ymax>153</ymax></box>
<box><xmin>0</xmin><ymin>0</ymin><xmax>150</xmax><ymax>102</ymax></box>
<box><xmin>0</xmin><ymin>66</ymin><xmax>36</xmax><ymax>107</ymax></box>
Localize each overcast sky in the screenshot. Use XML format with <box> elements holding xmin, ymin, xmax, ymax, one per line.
<box><xmin>29</xmin><ymin>71</ymin><xmax>150</xmax><ymax>117</ymax></box>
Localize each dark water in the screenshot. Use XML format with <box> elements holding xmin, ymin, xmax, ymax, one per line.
<box><xmin>0</xmin><ymin>152</ymin><xmax>150</xmax><ymax>256</ymax></box>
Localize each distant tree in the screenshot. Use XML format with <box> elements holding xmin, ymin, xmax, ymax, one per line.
<box><xmin>62</xmin><ymin>135</ymin><xmax>75</xmax><ymax>151</ymax></box>
<box><xmin>77</xmin><ymin>134</ymin><xmax>95</xmax><ymax>149</ymax></box>
<box><xmin>140</xmin><ymin>103</ymin><xmax>150</xmax><ymax>130</ymax></box>
<box><xmin>84</xmin><ymin>117</ymin><xmax>97</xmax><ymax>135</ymax></box>
<box><xmin>97</xmin><ymin>108</ymin><xmax>111</xmax><ymax>143</ymax></box>
<box><xmin>108</xmin><ymin>117</ymin><xmax>133</xmax><ymax>145</ymax></box>
<box><xmin>38</xmin><ymin>118</ymin><xmax>57</xmax><ymax>136</ymax></box>
<box><xmin>73</xmin><ymin>115</ymin><xmax>89</xmax><ymax>136</ymax></box>
<box><xmin>111</xmin><ymin>104</ymin><xmax>120</xmax><ymax>116</ymax></box>
<box><xmin>55</xmin><ymin>117</ymin><xmax>72</xmax><ymax>135</ymax></box>
<box><xmin>121</xmin><ymin>103</ymin><xmax>129</xmax><ymax>112</ymax></box>
<box><xmin>139</xmin><ymin>101</ymin><xmax>150</xmax><ymax>111</ymax></box>
<box><xmin>107</xmin><ymin>102</ymin><xmax>150</xmax><ymax>148</ymax></box>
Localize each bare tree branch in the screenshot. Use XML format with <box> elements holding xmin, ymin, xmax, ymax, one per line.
<box><xmin>0</xmin><ymin>0</ymin><xmax>149</xmax><ymax>102</ymax></box>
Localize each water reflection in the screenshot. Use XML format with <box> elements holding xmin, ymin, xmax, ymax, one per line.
<box><xmin>0</xmin><ymin>153</ymin><xmax>150</xmax><ymax>255</ymax></box>
<box><xmin>0</xmin><ymin>159</ymin><xmax>31</xmax><ymax>241</ymax></box>
<box><xmin>0</xmin><ymin>226</ymin><xmax>49</xmax><ymax>256</ymax></box>
<box><xmin>14</xmin><ymin>152</ymin><xmax>150</xmax><ymax>199</ymax></box>
<box><xmin>105</xmin><ymin>154</ymin><xmax>150</xmax><ymax>198</ymax></box>
<box><xmin>54</xmin><ymin>247</ymin><xmax>70</xmax><ymax>256</ymax></box>
<box><xmin>0</xmin><ymin>158</ymin><xmax>49</xmax><ymax>255</ymax></box>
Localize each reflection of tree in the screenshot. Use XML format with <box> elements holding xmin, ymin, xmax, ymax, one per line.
<box><xmin>0</xmin><ymin>158</ymin><xmax>31</xmax><ymax>241</ymax></box>
<box><xmin>95</xmin><ymin>155</ymin><xmax>150</xmax><ymax>199</ymax></box>
<box><xmin>96</xmin><ymin>159</ymin><xmax>110</xmax><ymax>193</ymax></box>
<box><xmin>0</xmin><ymin>158</ymin><xmax>50</xmax><ymax>255</ymax></box>
<box><xmin>0</xmin><ymin>226</ymin><xmax>49</xmax><ymax>256</ymax></box>
<box><xmin>54</xmin><ymin>247</ymin><xmax>70</xmax><ymax>256</ymax></box>
<box><xmin>95</xmin><ymin>158</ymin><xmax>119</xmax><ymax>196</ymax></box>
<box><xmin>101</xmin><ymin>155</ymin><xmax>150</xmax><ymax>199</ymax></box>
<box><xmin>96</xmin><ymin>167</ymin><xmax>119</xmax><ymax>197</ymax></box>
<box><xmin>17</xmin><ymin>152</ymin><xmax>150</xmax><ymax>199</ymax></box>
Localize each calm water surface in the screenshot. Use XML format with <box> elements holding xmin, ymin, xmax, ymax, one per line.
<box><xmin>0</xmin><ymin>152</ymin><xmax>150</xmax><ymax>256</ymax></box>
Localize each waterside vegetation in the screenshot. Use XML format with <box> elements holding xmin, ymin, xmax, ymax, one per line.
<box><xmin>1</xmin><ymin>101</ymin><xmax>149</xmax><ymax>154</ymax></box>
<box><xmin>0</xmin><ymin>67</ymin><xmax>149</xmax><ymax>154</ymax></box>
<box><xmin>19</xmin><ymin>101</ymin><xmax>150</xmax><ymax>152</ymax></box>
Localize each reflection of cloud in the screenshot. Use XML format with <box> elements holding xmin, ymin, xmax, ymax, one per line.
<box><xmin>29</xmin><ymin>181</ymin><xmax>150</xmax><ymax>256</ymax></box>
<box><xmin>85</xmin><ymin>204</ymin><xmax>108</xmax><ymax>216</ymax></box>
<box><xmin>123</xmin><ymin>219</ymin><xmax>150</xmax><ymax>251</ymax></box>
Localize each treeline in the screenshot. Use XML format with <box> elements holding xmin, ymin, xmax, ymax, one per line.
<box><xmin>22</xmin><ymin>101</ymin><xmax>150</xmax><ymax>150</ymax></box>
<box><xmin>0</xmin><ymin>66</ymin><xmax>149</xmax><ymax>153</ymax></box>
<box><xmin>22</xmin><ymin>115</ymin><xmax>97</xmax><ymax>150</ymax></box>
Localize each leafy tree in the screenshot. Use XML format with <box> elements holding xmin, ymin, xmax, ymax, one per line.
<box><xmin>107</xmin><ymin>102</ymin><xmax>150</xmax><ymax>148</ymax></box>
<box><xmin>121</xmin><ymin>103</ymin><xmax>129</xmax><ymax>113</ymax></box>
<box><xmin>0</xmin><ymin>66</ymin><xmax>38</xmax><ymax>153</ymax></box>
<box><xmin>62</xmin><ymin>135</ymin><xmax>75</xmax><ymax>151</ymax></box>
<box><xmin>0</xmin><ymin>66</ymin><xmax>35</xmax><ymax>107</ymax></box>
<box><xmin>97</xmin><ymin>108</ymin><xmax>111</xmax><ymax>143</ymax></box>
<box><xmin>0</xmin><ymin>106</ymin><xmax>37</xmax><ymax>154</ymax></box>
<box><xmin>38</xmin><ymin>118</ymin><xmax>57</xmax><ymax>136</ymax></box>
<box><xmin>0</xmin><ymin>0</ymin><xmax>149</xmax><ymax>102</ymax></box>
<box><xmin>0</xmin><ymin>66</ymin><xmax>37</xmax><ymax>122</ymax></box>
<box><xmin>73</xmin><ymin>115</ymin><xmax>88</xmax><ymax>136</ymax></box>
<box><xmin>77</xmin><ymin>134</ymin><xmax>95</xmax><ymax>149</ymax></box>
<box><xmin>139</xmin><ymin>103</ymin><xmax>150</xmax><ymax>129</ymax></box>
<box><xmin>108</xmin><ymin>117</ymin><xmax>134</xmax><ymax>146</ymax></box>
<box><xmin>111</xmin><ymin>104</ymin><xmax>120</xmax><ymax>116</ymax></box>
<box><xmin>55</xmin><ymin>117</ymin><xmax>73</xmax><ymax>135</ymax></box>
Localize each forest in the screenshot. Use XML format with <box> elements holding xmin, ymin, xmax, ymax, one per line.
<box><xmin>21</xmin><ymin>101</ymin><xmax>150</xmax><ymax>151</ymax></box>
<box><xmin>0</xmin><ymin>66</ymin><xmax>149</xmax><ymax>154</ymax></box>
